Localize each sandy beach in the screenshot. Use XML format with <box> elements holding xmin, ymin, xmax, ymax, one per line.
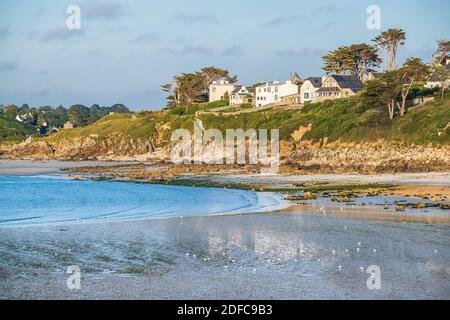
<box><xmin>0</xmin><ymin>160</ymin><xmax>449</xmax><ymax>299</ymax></box>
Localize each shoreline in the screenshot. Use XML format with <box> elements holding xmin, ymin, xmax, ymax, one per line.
<box><xmin>0</xmin><ymin>159</ymin><xmax>449</xmax><ymax>225</ymax></box>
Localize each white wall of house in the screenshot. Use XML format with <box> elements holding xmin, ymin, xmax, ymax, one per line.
<box><xmin>255</xmin><ymin>80</ymin><xmax>298</xmax><ymax>107</ymax></box>
<box><xmin>425</xmin><ymin>80</ymin><xmax>450</xmax><ymax>89</ymax></box>
<box><xmin>300</xmin><ymin>80</ymin><xmax>320</xmax><ymax>103</ymax></box>
<box><xmin>209</xmin><ymin>80</ymin><xmax>236</xmax><ymax>102</ymax></box>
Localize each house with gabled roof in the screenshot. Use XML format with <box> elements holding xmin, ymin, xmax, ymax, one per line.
<box><xmin>300</xmin><ymin>77</ymin><xmax>323</xmax><ymax>103</ymax></box>
<box><xmin>229</xmin><ymin>86</ymin><xmax>255</xmax><ymax>105</ymax></box>
<box><xmin>314</xmin><ymin>74</ymin><xmax>363</xmax><ymax>102</ymax></box>
<box><xmin>425</xmin><ymin>56</ymin><xmax>450</xmax><ymax>89</ymax></box>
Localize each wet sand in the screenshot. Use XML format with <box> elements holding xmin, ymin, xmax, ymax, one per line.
<box><xmin>0</xmin><ymin>211</ymin><xmax>448</xmax><ymax>299</ymax></box>
<box><xmin>0</xmin><ymin>159</ymin><xmax>134</xmax><ymax>176</ymax></box>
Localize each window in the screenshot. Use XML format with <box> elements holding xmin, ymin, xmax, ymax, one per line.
<box><xmin>264</xmin><ymin>88</ymin><xmax>267</xmax><ymax>92</ymax></box>
<box><xmin>212</xmin><ymin>87</ymin><xmax>216</xmax><ymax>92</ymax></box>
<box><xmin>304</xmin><ymin>93</ymin><xmax>309</xmax><ymax>99</ymax></box>
<box><xmin>275</xmin><ymin>86</ymin><xmax>278</xmax><ymax>92</ymax></box>
<box><xmin>275</xmin><ymin>95</ymin><xmax>278</xmax><ymax>101</ymax></box>
<box><xmin>268</xmin><ymin>87</ymin><xmax>271</xmax><ymax>93</ymax></box>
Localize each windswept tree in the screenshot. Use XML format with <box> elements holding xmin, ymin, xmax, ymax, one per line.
<box><xmin>373</xmin><ymin>28</ymin><xmax>406</xmax><ymax>71</ymax></box>
<box><xmin>162</xmin><ymin>67</ymin><xmax>236</xmax><ymax>107</ymax></box>
<box><xmin>198</xmin><ymin>67</ymin><xmax>237</xmax><ymax>87</ymax></box>
<box><xmin>161</xmin><ymin>76</ymin><xmax>181</xmax><ymax>107</ymax></box>
<box><xmin>431</xmin><ymin>40</ymin><xmax>450</xmax><ymax>67</ymax></box>
<box><xmin>322</xmin><ymin>44</ymin><xmax>381</xmax><ymax>80</ymax></box>
<box><xmin>397</xmin><ymin>58</ymin><xmax>429</xmax><ymax>115</ymax></box>
<box><xmin>322</xmin><ymin>47</ymin><xmax>352</xmax><ymax>75</ymax></box>
<box><xmin>363</xmin><ymin>71</ymin><xmax>402</xmax><ymax>120</ymax></box>
<box><xmin>177</xmin><ymin>73</ymin><xmax>207</xmax><ymax>106</ymax></box>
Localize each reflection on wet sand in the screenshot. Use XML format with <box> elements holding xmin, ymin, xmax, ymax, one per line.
<box><xmin>0</xmin><ymin>211</ymin><xmax>449</xmax><ymax>299</ymax></box>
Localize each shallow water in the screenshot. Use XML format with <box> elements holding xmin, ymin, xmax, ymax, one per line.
<box><xmin>0</xmin><ymin>175</ymin><xmax>286</xmax><ymax>226</ymax></box>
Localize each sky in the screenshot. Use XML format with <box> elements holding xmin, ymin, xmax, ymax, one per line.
<box><xmin>0</xmin><ymin>0</ymin><xmax>449</xmax><ymax>110</ymax></box>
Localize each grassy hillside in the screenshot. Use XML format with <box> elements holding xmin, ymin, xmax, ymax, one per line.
<box><xmin>0</xmin><ymin>116</ymin><xmax>35</xmax><ymax>141</ymax></box>
<box><xmin>34</xmin><ymin>94</ymin><xmax>450</xmax><ymax>146</ymax></box>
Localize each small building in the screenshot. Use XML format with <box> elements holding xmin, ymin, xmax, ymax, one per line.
<box><xmin>209</xmin><ymin>79</ymin><xmax>236</xmax><ymax>102</ymax></box>
<box><xmin>300</xmin><ymin>77</ymin><xmax>323</xmax><ymax>104</ymax></box>
<box><xmin>229</xmin><ymin>86</ymin><xmax>255</xmax><ymax>105</ymax></box>
<box><xmin>63</xmin><ymin>121</ymin><xmax>74</xmax><ymax>129</ymax></box>
<box><xmin>255</xmin><ymin>80</ymin><xmax>299</xmax><ymax>107</ymax></box>
<box><xmin>314</xmin><ymin>75</ymin><xmax>363</xmax><ymax>103</ymax></box>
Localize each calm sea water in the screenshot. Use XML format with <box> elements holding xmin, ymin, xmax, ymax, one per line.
<box><xmin>0</xmin><ymin>175</ymin><xmax>286</xmax><ymax>226</ymax></box>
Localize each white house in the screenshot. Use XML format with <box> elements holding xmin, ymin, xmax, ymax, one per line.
<box><xmin>255</xmin><ymin>80</ymin><xmax>299</xmax><ymax>107</ymax></box>
<box><xmin>229</xmin><ymin>86</ymin><xmax>255</xmax><ymax>105</ymax></box>
<box><xmin>300</xmin><ymin>77</ymin><xmax>323</xmax><ymax>103</ymax></box>
<box><xmin>209</xmin><ymin>79</ymin><xmax>236</xmax><ymax>102</ymax></box>
<box><xmin>425</xmin><ymin>56</ymin><xmax>450</xmax><ymax>89</ymax></box>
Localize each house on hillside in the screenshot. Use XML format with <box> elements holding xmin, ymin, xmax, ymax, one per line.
<box><xmin>314</xmin><ymin>75</ymin><xmax>363</xmax><ymax>102</ymax></box>
<box><xmin>209</xmin><ymin>79</ymin><xmax>236</xmax><ymax>102</ymax></box>
<box><xmin>229</xmin><ymin>86</ymin><xmax>255</xmax><ymax>105</ymax></box>
<box><xmin>300</xmin><ymin>77</ymin><xmax>323</xmax><ymax>104</ymax></box>
<box><xmin>426</xmin><ymin>56</ymin><xmax>450</xmax><ymax>89</ymax></box>
<box><xmin>255</xmin><ymin>79</ymin><xmax>299</xmax><ymax>107</ymax></box>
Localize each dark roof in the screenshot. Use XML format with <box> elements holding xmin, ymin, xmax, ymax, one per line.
<box><xmin>330</xmin><ymin>75</ymin><xmax>364</xmax><ymax>91</ymax></box>
<box><xmin>306</xmin><ymin>77</ymin><xmax>322</xmax><ymax>88</ymax></box>
<box><xmin>316</xmin><ymin>87</ymin><xmax>340</xmax><ymax>92</ymax></box>
<box><xmin>231</xmin><ymin>86</ymin><xmax>255</xmax><ymax>95</ymax></box>
<box><xmin>231</xmin><ymin>86</ymin><xmax>243</xmax><ymax>94</ymax></box>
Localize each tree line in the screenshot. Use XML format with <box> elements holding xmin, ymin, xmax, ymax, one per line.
<box><xmin>0</xmin><ymin>103</ymin><xmax>131</xmax><ymax>129</ymax></box>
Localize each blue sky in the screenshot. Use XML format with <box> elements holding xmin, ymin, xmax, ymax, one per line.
<box><xmin>0</xmin><ymin>0</ymin><xmax>448</xmax><ymax>110</ymax></box>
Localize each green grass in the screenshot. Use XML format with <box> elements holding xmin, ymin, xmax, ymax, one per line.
<box><xmin>21</xmin><ymin>93</ymin><xmax>450</xmax><ymax>147</ymax></box>
<box><xmin>0</xmin><ymin>116</ymin><xmax>35</xmax><ymax>141</ymax></box>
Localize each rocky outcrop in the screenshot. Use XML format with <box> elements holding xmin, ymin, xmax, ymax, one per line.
<box><xmin>2</xmin><ymin>133</ymin><xmax>449</xmax><ymax>174</ymax></box>
<box><xmin>3</xmin><ymin>134</ymin><xmax>165</xmax><ymax>161</ymax></box>
<box><xmin>282</xmin><ymin>141</ymin><xmax>450</xmax><ymax>174</ymax></box>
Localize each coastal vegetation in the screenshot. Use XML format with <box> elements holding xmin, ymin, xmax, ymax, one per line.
<box><xmin>0</xmin><ymin>103</ymin><xmax>131</xmax><ymax>141</ymax></box>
